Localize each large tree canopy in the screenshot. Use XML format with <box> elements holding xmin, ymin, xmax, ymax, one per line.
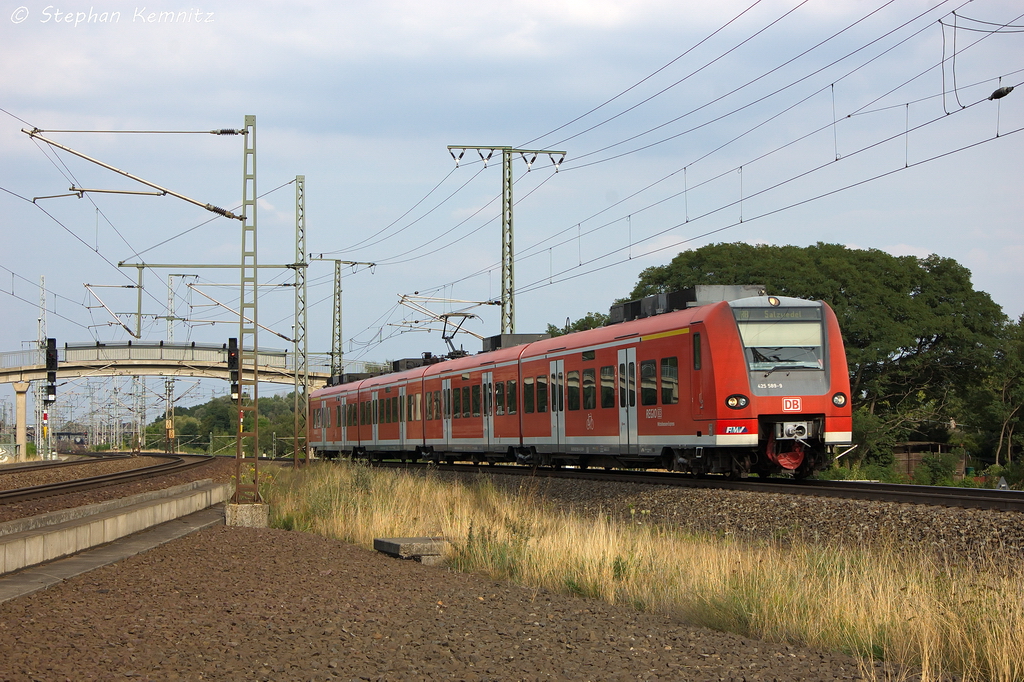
<box><xmin>630</xmin><ymin>242</ymin><xmax>1009</xmax><ymax>463</ymax></box>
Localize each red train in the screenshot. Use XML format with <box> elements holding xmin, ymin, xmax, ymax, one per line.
<box><xmin>308</xmin><ymin>293</ymin><xmax>852</xmax><ymax>478</ymax></box>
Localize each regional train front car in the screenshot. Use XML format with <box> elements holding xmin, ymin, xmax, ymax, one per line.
<box><xmin>705</xmin><ymin>295</ymin><xmax>853</xmax><ymax>478</ymax></box>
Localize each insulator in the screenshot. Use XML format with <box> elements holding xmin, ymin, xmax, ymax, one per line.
<box><xmin>205</xmin><ymin>204</ymin><xmax>237</xmax><ymax>219</ymax></box>
<box><xmin>212</xmin><ymin>129</ymin><xmax>239</xmax><ymax>135</ymax></box>
<box><xmin>989</xmin><ymin>86</ymin><xmax>1014</xmax><ymax>100</ymax></box>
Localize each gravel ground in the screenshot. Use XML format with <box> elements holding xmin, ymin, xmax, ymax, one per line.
<box><xmin>0</xmin><ymin>525</ymin><xmax>882</xmax><ymax>681</ymax></box>
<box><xmin>432</xmin><ymin>469</ymin><xmax>1024</xmax><ymax>569</ymax></box>
<box><xmin>0</xmin><ymin>455</ymin><xmax>238</xmax><ymax>524</ymax></box>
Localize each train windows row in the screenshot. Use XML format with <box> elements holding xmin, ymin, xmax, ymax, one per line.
<box><xmin>314</xmin><ymin>355</ymin><xmax>680</xmax><ymax>429</ymax></box>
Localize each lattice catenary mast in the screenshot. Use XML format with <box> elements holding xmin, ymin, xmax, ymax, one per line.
<box><xmin>446</xmin><ymin>145</ymin><xmax>565</xmax><ymax>335</ymax></box>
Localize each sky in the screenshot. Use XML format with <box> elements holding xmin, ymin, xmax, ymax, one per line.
<box><xmin>1</xmin><ymin>0</ymin><xmax>1022</xmax><ymax>421</ymax></box>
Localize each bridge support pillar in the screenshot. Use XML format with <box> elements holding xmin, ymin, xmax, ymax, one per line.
<box><xmin>13</xmin><ymin>382</ymin><xmax>29</xmax><ymax>461</ymax></box>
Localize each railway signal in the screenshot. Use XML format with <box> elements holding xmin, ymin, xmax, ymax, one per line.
<box><xmin>44</xmin><ymin>337</ymin><xmax>57</xmax><ymax>404</ymax></box>
<box><xmin>227</xmin><ymin>337</ymin><xmax>240</xmax><ymax>400</ymax></box>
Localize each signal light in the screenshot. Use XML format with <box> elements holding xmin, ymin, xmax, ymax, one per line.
<box><xmin>227</xmin><ymin>338</ymin><xmax>240</xmax><ymax>400</ymax></box>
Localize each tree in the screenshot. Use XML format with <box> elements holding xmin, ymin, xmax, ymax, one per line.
<box><xmin>985</xmin><ymin>316</ymin><xmax>1024</xmax><ymax>465</ymax></box>
<box><xmin>546</xmin><ymin>311</ymin><xmax>610</xmax><ymax>337</ymax></box>
<box><xmin>630</xmin><ymin>242</ymin><xmax>1006</xmax><ymax>464</ymax></box>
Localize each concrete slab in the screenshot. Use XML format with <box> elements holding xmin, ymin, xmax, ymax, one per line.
<box><xmin>0</xmin><ymin>505</ymin><xmax>225</xmax><ymax>603</ymax></box>
<box><xmin>374</xmin><ymin>537</ymin><xmax>449</xmax><ymax>561</ymax></box>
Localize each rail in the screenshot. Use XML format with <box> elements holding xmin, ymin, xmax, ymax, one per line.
<box><xmin>0</xmin><ymin>454</ymin><xmax>213</xmax><ymax>504</ymax></box>
<box><xmin>372</xmin><ymin>461</ymin><xmax>1024</xmax><ymax>513</ymax></box>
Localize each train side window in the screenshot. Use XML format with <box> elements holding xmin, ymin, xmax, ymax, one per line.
<box><xmin>495</xmin><ymin>381</ymin><xmax>505</xmax><ymax>416</ymax></box>
<box><xmin>582</xmin><ymin>368</ymin><xmax>596</xmax><ymax>409</ymax></box>
<box><xmin>537</xmin><ymin>375</ymin><xmax>548</xmax><ymax>413</ymax></box>
<box><xmin>640</xmin><ymin>360</ymin><xmax>658</xmax><ymax>406</ymax></box>
<box><xmin>693</xmin><ymin>333</ymin><xmax>702</xmax><ymax>370</ymax></box>
<box><xmin>661</xmin><ymin>357</ymin><xmax>679</xmax><ymax>404</ymax></box>
<box><xmin>444</xmin><ymin>388</ymin><xmax>451</xmax><ymax>418</ymax></box>
<box><xmin>600</xmin><ymin>366</ymin><xmax>615</xmax><ymax>408</ymax></box>
<box><xmin>462</xmin><ymin>386</ymin><xmax>471</xmax><ymax>418</ymax></box>
<box><xmin>336</xmin><ymin>405</ymin><xmax>342</xmax><ymax>427</ymax></box>
<box><xmin>396</xmin><ymin>396</ymin><xmax>402</xmax><ymax>423</ymax></box>
<box><xmin>453</xmin><ymin>387</ymin><xmax>461</xmax><ymax>419</ymax></box>
<box><xmin>567</xmin><ymin>370</ymin><xmax>581</xmax><ymax>410</ymax></box>
<box><xmin>373</xmin><ymin>399</ymin><xmax>379</xmax><ymax>425</ymax></box>
<box><xmin>434</xmin><ymin>391</ymin><xmax>441</xmax><ymax>420</ymax></box>
<box><xmin>507</xmin><ymin>380</ymin><xmax>517</xmax><ymax>414</ymax></box>
<box><xmin>524</xmin><ymin>377</ymin><xmax>535</xmax><ymax>413</ymax></box>
<box><xmin>619</xmin><ymin>363</ymin><xmax>626</xmax><ymax>407</ymax></box>
<box><xmin>472</xmin><ymin>385</ymin><xmax>481</xmax><ymax>418</ymax></box>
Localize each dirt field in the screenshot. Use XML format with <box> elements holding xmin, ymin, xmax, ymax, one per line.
<box><xmin>0</xmin><ymin>524</ymin><xmax>880</xmax><ymax>681</ymax></box>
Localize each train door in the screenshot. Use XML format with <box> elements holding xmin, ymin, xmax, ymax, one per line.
<box><xmin>549</xmin><ymin>359</ymin><xmax>565</xmax><ymax>450</ymax></box>
<box><xmin>398</xmin><ymin>385</ymin><xmax>407</xmax><ymax>451</ymax></box>
<box><xmin>371</xmin><ymin>390</ymin><xmax>379</xmax><ymax>447</ymax></box>
<box><xmin>482</xmin><ymin>372</ymin><xmax>494</xmax><ymax>450</ymax></box>
<box><xmin>617</xmin><ymin>347</ymin><xmax>638</xmax><ymax>455</ymax></box>
<box><xmin>691</xmin><ymin>332</ymin><xmax>705</xmax><ymax>419</ymax></box>
<box><xmin>441</xmin><ymin>378</ymin><xmax>452</xmax><ymax>449</ymax></box>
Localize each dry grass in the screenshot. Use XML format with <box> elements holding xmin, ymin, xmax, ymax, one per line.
<box><xmin>263</xmin><ymin>461</ymin><xmax>1024</xmax><ymax>681</ymax></box>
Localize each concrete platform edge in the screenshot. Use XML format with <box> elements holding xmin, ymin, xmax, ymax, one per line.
<box><xmin>1</xmin><ymin>482</ymin><xmax>232</xmax><ymax>575</ymax></box>
<box><xmin>0</xmin><ymin>504</ymin><xmax>225</xmax><ymax>603</ymax></box>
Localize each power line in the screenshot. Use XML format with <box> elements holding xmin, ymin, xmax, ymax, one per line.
<box><xmin>560</xmin><ymin>0</ymin><xmax>957</xmax><ymax>170</ymax></box>
<box><xmin>323</xmin><ymin>167</ymin><xmax>459</xmax><ymax>253</ymax></box>
<box><xmin>517</xmin><ymin>116</ymin><xmax>1023</xmax><ymax>297</ymax></box>
<box><xmin>545</xmin><ymin>0</ymin><xmax>815</xmax><ymax>151</ymax></box>
<box><xmin>519</xmin><ymin>0</ymin><xmax>766</xmax><ymax>148</ymax></box>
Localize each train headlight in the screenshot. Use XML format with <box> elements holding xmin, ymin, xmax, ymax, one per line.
<box><xmin>725</xmin><ymin>394</ymin><xmax>749</xmax><ymax>409</ymax></box>
<box><xmin>832</xmin><ymin>392</ymin><xmax>848</xmax><ymax>407</ymax></box>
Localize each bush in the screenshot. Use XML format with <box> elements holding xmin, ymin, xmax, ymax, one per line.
<box><xmin>912</xmin><ymin>452</ymin><xmax>960</xmax><ymax>486</ymax></box>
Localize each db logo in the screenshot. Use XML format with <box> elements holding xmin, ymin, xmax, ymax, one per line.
<box><xmin>783</xmin><ymin>397</ymin><xmax>802</xmax><ymax>412</ymax></box>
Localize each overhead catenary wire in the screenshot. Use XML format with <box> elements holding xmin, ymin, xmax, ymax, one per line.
<box><xmin>515</xmin><ymin>111</ymin><xmax>1024</xmax><ymax>298</ymax></box>
<box><xmin>559</xmin><ymin>0</ymin><xmax>962</xmax><ymax>170</ymax></box>
<box><xmin>542</xmin><ymin>0</ymin><xmax>816</xmax><ymax>151</ymax></box>
<box><xmin>417</xmin><ymin>24</ymin><xmax>1019</xmax><ymax>300</ymax></box>
<box><xmin>519</xmin><ymin>0</ymin><xmax>767</xmax><ymax>148</ymax></box>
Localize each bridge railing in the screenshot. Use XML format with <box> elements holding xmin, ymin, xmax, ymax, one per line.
<box><xmin>1</xmin><ymin>349</ymin><xmax>42</xmax><ymax>369</ymax></box>
<box><xmin>0</xmin><ymin>343</ymin><xmax>339</xmax><ymax>377</ymax></box>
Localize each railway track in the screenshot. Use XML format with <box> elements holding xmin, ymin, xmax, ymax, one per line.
<box><xmin>374</xmin><ymin>460</ymin><xmax>1024</xmax><ymax>513</ymax></box>
<box><xmin>0</xmin><ymin>454</ymin><xmax>214</xmax><ymax>504</ymax></box>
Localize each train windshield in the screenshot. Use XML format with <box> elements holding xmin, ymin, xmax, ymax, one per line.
<box><xmin>733</xmin><ymin>308</ymin><xmax>824</xmax><ymax>372</ymax></box>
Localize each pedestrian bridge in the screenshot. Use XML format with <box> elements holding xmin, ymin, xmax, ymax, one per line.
<box><xmin>0</xmin><ymin>342</ymin><xmax>333</xmax><ymax>386</ymax></box>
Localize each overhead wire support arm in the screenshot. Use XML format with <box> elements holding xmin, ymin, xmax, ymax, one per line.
<box><xmin>21</xmin><ymin>128</ymin><xmax>244</xmax><ymax>220</ymax></box>
<box><xmin>84</xmin><ymin>284</ymin><xmax>140</xmax><ymax>338</ymax></box>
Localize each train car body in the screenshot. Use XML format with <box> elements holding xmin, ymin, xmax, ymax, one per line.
<box><xmin>309</xmin><ymin>295</ymin><xmax>852</xmax><ymax>477</ymax></box>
